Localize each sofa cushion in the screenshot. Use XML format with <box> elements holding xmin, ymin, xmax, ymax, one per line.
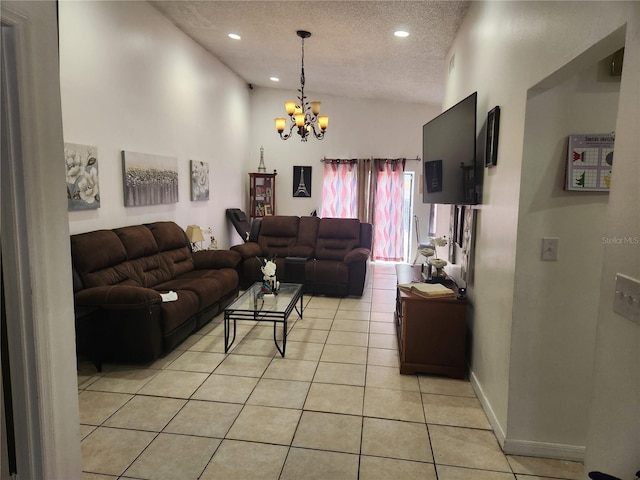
<box><xmin>315</xmin><ymin>218</ymin><xmax>361</xmax><ymax>261</ymax></box>
<box><xmin>114</xmin><ymin>225</ymin><xmax>159</xmax><ymax>259</ymax></box>
<box><xmin>158</xmin><ymin>268</ymin><xmax>239</xmax><ymax>309</ymax></box>
<box><xmin>159</xmin><ymin>247</ymin><xmax>195</xmax><ymax>279</ymax></box>
<box><xmin>158</xmin><ymin>289</ymin><xmax>200</xmax><ymax>334</ymax></box>
<box><xmin>258</xmin><ymin>216</ymin><xmax>300</xmax><ymax>257</ymax></box>
<box><xmin>114</xmin><ymin>222</ymin><xmax>193</xmax><ymax>288</ymax></box>
<box><xmin>71</xmin><ymin>230</ymin><xmax>126</xmax><ymax>273</ymax></box>
<box><xmin>129</xmin><ymin>255</ymin><xmax>172</xmax><ymax>288</ymax></box>
<box><xmin>70</xmin><ymin>230</ymin><xmax>142</xmax><ymax>288</ymax></box>
<box><xmin>146</xmin><ymin>221</ymin><xmax>189</xmax><ymax>251</ymax></box>
<box><xmin>260</xmin><ymin>216</ymin><xmax>299</xmax><ymax>237</ymax></box>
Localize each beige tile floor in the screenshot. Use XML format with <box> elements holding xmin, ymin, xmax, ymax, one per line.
<box><xmin>78</xmin><ymin>263</ymin><xmax>584</xmax><ymax>480</ymax></box>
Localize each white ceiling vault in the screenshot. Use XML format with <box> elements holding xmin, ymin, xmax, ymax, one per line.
<box><xmin>150</xmin><ymin>1</ymin><xmax>471</xmax><ymax>105</ymax></box>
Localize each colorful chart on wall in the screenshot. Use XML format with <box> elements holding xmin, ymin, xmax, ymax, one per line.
<box><xmin>566</xmin><ymin>134</ymin><xmax>614</xmax><ymax>192</ymax></box>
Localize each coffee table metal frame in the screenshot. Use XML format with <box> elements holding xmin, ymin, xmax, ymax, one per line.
<box><xmin>224</xmin><ymin>282</ymin><xmax>303</xmax><ymax>357</ymax></box>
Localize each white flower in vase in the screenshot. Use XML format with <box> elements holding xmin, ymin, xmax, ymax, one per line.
<box><xmin>261</xmin><ymin>260</ymin><xmax>276</xmax><ymax>280</ymax></box>
<box><xmin>430</xmin><ymin>236</ymin><xmax>448</xmax><ymax>248</ymax></box>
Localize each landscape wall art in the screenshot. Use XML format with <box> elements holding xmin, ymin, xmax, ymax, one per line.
<box><xmin>122</xmin><ymin>151</ymin><xmax>178</xmax><ymax>206</ymax></box>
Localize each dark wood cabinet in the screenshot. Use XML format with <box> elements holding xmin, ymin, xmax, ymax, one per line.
<box><xmin>395</xmin><ymin>264</ymin><xmax>468</xmax><ymax>378</ymax></box>
<box><xmin>249</xmin><ymin>172</ymin><xmax>276</xmax><ymax>220</ymax></box>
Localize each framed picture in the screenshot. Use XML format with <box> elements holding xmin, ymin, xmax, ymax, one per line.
<box><xmin>122</xmin><ymin>151</ymin><xmax>178</xmax><ymax>206</ymax></box>
<box><xmin>448</xmin><ymin>207</ymin><xmax>456</xmax><ymax>264</ymax></box>
<box><xmin>565</xmin><ymin>133</ymin><xmax>614</xmax><ymax>191</ymax></box>
<box><xmin>190</xmin><ymin>160</ymin><xmax>209</xmax><ymax>201</ymax></box>
<box><xmin>264</xmin><ymin>204</ymin><xmax>273</xmax><ymax>215</ymax></box>
<box><xmin>293</xmin><ymin>166</ymin><xmax>312</xmax><ymax>197</ymax></box>
<box><xmin>65</xmin><ymin>142</ymin><xmax>100</xmax><ymax>211</ymax></box>
<box><xmin>461</xmin><ymin>207</ymin><xmax>477</xmax><ymax>284</ymax></box>
<box><xmin>456</xmin><ymin>206</ymin><xmax>465</xmax><ymax>247</ymax></box>
<box><xmin>485</xmin><ymin>106</ymin><xmax>500</xmax><ymax>168</ymax></box>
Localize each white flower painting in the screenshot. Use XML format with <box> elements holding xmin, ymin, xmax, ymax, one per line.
<box><xmin>191</xmin><ymin>160</ymin><xmax>210</xmax><ymax>201</ymax></box>
<box><xmin>65</xmin><ymin>143</ymin><xmax>100</xmax><ymax>211</ymax></box>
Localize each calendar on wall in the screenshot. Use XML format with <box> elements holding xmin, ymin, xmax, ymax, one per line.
<box><xmin>566</xmin><ymin>133</ymin><xmax>615</xmax><ymax>192</ymax></box>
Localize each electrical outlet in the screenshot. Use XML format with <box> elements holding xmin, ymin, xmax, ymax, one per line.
<box><xmin>614</xmin><ymin>273</ymin><xmax>640</xmax><ymax>325</ymax></box>
<box><xmin>541</xmin><ymin>237</ymin><xmax>559</xmax><ymax>261</ymax></box>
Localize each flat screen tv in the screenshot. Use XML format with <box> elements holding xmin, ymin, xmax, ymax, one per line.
<box><xmin>423</xmin><ymin>92</ymin><xmax>478</xmax><ymax>205</ymax></box>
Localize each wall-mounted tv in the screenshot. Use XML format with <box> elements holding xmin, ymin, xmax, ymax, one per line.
<box><xmin>423</xmin><ymin>92</ymin><xmax>479</xmax><ymax>205</ymax></box>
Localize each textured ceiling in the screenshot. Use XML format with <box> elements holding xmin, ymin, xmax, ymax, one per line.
<box><xmin>151</xmin><ymin>1</ymin><xmax>470</xmax><ymax>105</ymax></box>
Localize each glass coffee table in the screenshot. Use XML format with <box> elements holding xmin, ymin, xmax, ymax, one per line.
<box><xmin>224</xmin><ymin>282</ymin><xmax>304</xmax><ymax>356</ymax></box>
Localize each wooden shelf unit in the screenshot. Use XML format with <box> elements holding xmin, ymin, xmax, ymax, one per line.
<box><xmin>394</xmin><ymin>264</ymin><xmax>468</xmax><ymax>378</ymax></box>
<box><xmin>249</xmin><ymin>172</ymin><xmax>276</xmax><ymax>220</ymax></box>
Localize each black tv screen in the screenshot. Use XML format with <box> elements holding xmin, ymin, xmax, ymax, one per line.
<box><xmin>423</xmin><ymin>92</ymin><xmax>478</xmax><ymax>205</ymax></box>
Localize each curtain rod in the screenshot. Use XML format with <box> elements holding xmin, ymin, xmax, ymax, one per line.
<box><xmin>320</xmin><ymin>156</ymin><xmax>421</xmax><ymax>163</ymax></box>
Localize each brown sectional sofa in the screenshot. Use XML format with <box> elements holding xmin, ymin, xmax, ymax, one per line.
<box><xmin>71</xmin><ymin>221</ymin><xmax>240</xmax><ymax>369</ymax></box>
<box><xmin>231</xmin><ymin>216</ymin><xmax>372</xmax><ymax>297</ymax></box>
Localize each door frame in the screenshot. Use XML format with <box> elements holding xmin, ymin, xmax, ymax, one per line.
<box><xmin>1</xmin><ymin>3</ymin><xmax>81</xmax><ymax>477</ymax></box>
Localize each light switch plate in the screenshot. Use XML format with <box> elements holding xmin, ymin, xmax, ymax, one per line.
<box><xmin>542</xmin><ymin>237</ymin><xmax>559</xmax><ymax>261</ymax></box>
<box><xmin>614</xmin><ymin>273</ymin><xmax>640</xmax><ymax>325</ymax></box>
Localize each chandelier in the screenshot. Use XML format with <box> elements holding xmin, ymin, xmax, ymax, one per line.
<box><xmin>275</xmin><ymin>30</ymin><xmax>328</xmax><ymax>141</ymax></box>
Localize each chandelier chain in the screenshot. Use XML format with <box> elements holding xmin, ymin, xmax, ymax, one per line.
<box><xmin>300</xmin><ymin>36</ymin><xmax>305</xmax><ymax>91</ymax></box>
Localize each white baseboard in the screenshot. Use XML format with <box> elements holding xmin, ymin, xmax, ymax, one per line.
<box><xmin>469</xmin><ymin>370</ymin><xmax>506</xmax><ymax>446</ymax></box>
<box><xmin>503</xmin><ymin>438</ymin><xmax>585</xmax><ymax>461</ymax></box>
<box><xmin>469</xmin><ymin>370</ymin><xmax>585</xmax><ymax>462</ymax></box>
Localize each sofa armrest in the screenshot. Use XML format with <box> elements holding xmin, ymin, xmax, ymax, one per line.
<box><xmin>75</xmin><ymin>286</ymin><xmax>162</xmax><ymax>310</ymax></box>
<box><xmin>193</xmin><ymin>249</ymin><xmax>241</xmax><ymax>269</ymax></box>
<box><xmin>344</xmin><ymin>248</ymin><xmax>370</xmax><ymax>265</ymax></box>
<box><xmin>231</xmin><ymin>242</ymin><xmax>263</xmax><ymax>259</ymax></box>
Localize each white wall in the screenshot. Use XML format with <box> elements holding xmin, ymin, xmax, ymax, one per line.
<box><xmin>446</xmin><ymin>0</ymin><xmax>638</xmax><ymax>464</ymax></box>
<box><xmin>248</xmin><ymin>86</ymin><xmax>440</xmax><ymax>256</ymax></box>
<box><xmin>59</xmin><ymin>1</ymin><xmax>249</xmax><ymax>248</ymax></box>
<box><xmin>585</xmin><ymin>7</ymin><xmax>640</xmax><ymax>476</ymax></box>
<box><xmin>509</xmin><ymin>57</ymin><xmax>619</xmax><ymax>456</ymax></box>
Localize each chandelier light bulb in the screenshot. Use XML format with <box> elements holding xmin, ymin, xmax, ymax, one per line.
<box><xmin>285</xmin><ymin>101</ymin><xmax>296</xmax><ymax>115</ymax></box>
<box><xmin>275</xmin><ymin>117</ymin><xmax>286</xmax><ymax>133</ymax></box>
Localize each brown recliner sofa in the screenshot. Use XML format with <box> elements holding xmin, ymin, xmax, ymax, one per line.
<box><xmin>71</xmin><ymin>221</ymin><xmax>240</xmax><ymax>369</ymax></box>
<box><xmin>231</xmin><ymin>216</ymin><xmax>372</xmax><ymax>297</ymax></box>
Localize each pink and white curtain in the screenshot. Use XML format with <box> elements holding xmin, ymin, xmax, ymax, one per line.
<box><xmin>320</xmin><ymin>160</ymin><xmax>358</xmax><ymax>218</ymax></box>
<box><xmin>372</xmin><ymin>159</ymin><xmax>405</xmax><ymax>261</ymax></box>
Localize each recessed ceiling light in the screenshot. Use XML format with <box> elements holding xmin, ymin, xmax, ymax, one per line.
<box><xmin>270</xmin><ymin>77</ymin><xmax>280</xmax><ymax>82</ymax></box>
<box><xmin>228</xmin><ymin>33</ymin><xmax>241</xmax><ymax>40</ymax></box>
<box><xmin>394</xmin><ymin>30</ymin><xmax>410</xmax><ymax>38</ymax></box>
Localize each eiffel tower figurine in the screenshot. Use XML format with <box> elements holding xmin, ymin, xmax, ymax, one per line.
<box><xmin>294</xmin><ymin>167</ymin><xmax>310</xmax><ymax>197</ymax></box>
<box><xmin>257</xmin><ymin>146</ymin><xmax>266</xmax><ymax>173</ymax></box>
